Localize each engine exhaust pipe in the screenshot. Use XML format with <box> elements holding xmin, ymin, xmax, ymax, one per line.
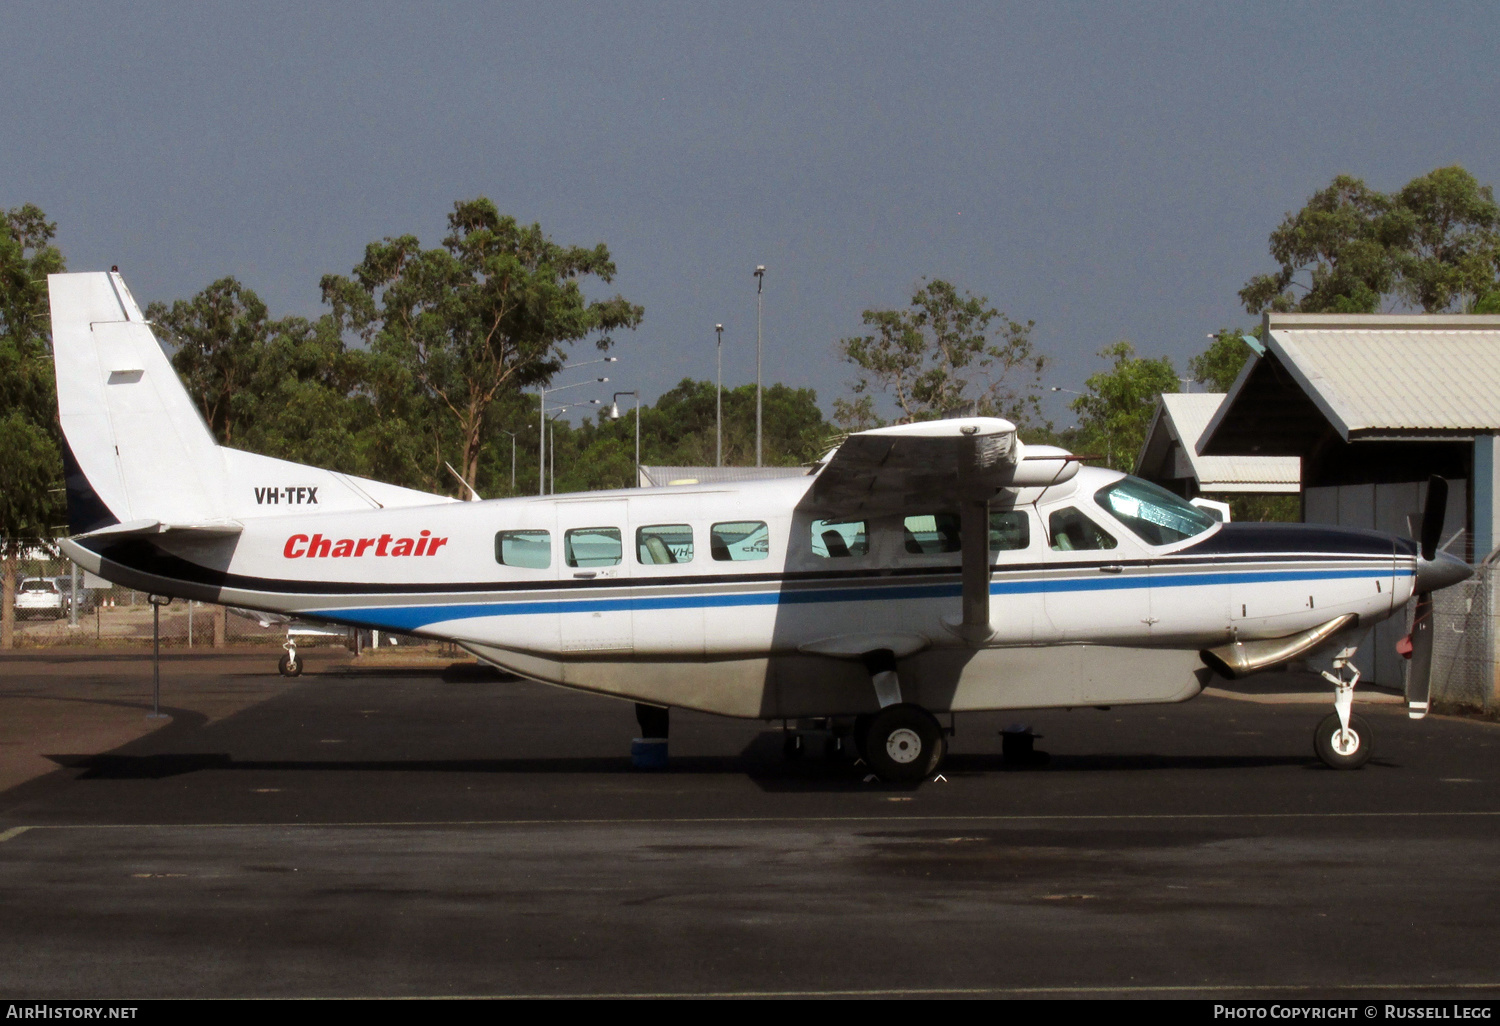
<box><xmin>1200</xmin><ymin>613</ymin><xmax>1359</xmax><ymax>679</ymax></box>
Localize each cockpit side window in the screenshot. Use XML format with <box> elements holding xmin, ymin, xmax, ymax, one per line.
<box><xmin>1094</xmin><ymin>476</ymin><xmax>1217</xmax><ymax>546</ymax></box>
<box><xmin>1048</xmin><ymin>507</ymin><xmax>1117</xmax><ymax>552</ymax></box>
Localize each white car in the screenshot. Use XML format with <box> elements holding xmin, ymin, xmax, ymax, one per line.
<box><xmin>16</xmin><ymin>578</ymin><xmax>64</xmax><ymax>620</ymax></box>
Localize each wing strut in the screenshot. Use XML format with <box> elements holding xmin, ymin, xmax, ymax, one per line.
<box><xmin>948</xmin><ymin>430</ymin><xmax>994</xmax><ymax>644</ymax></box>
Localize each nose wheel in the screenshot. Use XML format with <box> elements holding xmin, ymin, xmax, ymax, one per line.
<box><xmin>1314</xmin><ymin>712</ymin><xmax>1372</xmax><ymax>770</ymax></box>
<box><xmin>1316</xmin><ymin>646</ymin><xmax>1368</xmax><ymax>769</ymax></box>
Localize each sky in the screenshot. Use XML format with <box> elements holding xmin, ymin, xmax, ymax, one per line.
<box><xmin>6</xmin><ymin>1</ymin><xmax>1499</xmax><ymax>428</ymax></box>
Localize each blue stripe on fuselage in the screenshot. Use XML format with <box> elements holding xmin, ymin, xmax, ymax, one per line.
<box><xmin>312</xmin><ymin>565</ymin><xmax>1409</xmax><ymax>632</ymax></box>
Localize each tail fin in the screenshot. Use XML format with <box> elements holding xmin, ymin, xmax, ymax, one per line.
<box><xmin>49</xmin><ymin>271</ymin><xmax>451</xmax><ymax>536</ymax></box>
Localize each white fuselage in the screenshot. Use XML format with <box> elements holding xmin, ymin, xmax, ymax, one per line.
<box><xmin>65</xmin><ymin>464</ymin><xmax>1415</xmax><ymax>720</ymax></box>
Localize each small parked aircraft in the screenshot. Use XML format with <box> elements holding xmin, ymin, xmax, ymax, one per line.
<box><xmin>49</xmin><ymin>272</ymin><xmax>1471</xmax><ymax>781</ymax></box>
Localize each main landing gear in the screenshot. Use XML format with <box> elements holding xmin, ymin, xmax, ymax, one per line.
<box><xmin>847</xmin><ymin>651</ymin><xmax>948</xmax><ymax>783</ymax></box>
<box><xmin>860</xmin><ymin>703</ymin><xmax>946</xmax><ymax>783</ymax></box>
<box><xmin>1315</xmin><ymin>645</ymin><xmax>1371</xmax><ymax>769</ymax></box>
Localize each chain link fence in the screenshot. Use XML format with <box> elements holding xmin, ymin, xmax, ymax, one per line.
<box><xmin>7</xmin><ymin>553</ymin><xmax>286</xmax><ymax>648</ymax></box>
<box><xmin>1424</xmin><ymin>560</ymin><xmax>1500</xmax><ymax>716</ymax></box>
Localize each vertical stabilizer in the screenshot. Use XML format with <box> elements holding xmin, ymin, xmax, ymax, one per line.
<box><xmin>49</xmin><ymin>271</ymin><xmax>455</xmax><ymax>536</ymax></box>
<box><xmin>49</xmin><ymin>272</ymin><xmax>227</xmax><ymax>530</ymax></box>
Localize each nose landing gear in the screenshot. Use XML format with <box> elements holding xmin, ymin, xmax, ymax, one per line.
<box><xmin>1316</xmin><ymin>645</ymin><xmax>1370</xmax><ymax>769</ymax></box>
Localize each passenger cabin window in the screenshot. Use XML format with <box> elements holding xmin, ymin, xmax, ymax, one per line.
<box><xmin>1048</xmin><ymin>508</ymin><xmax>1117</xmax><ymax>551</ymax></box>
<box><xmin>711</xmin><ymin>521</ymin><xmax>769</xmax><ymax>562</ymax></box>
<box><xmin>903</xmin><ymin>513</ymin><xmax>962</xmax><ymax>554</ymax></box>
<box><xmin>496</xmin><ymin>529</ymin><xmax>551</xmax><ymax>569</ymax></box>
<box><xmin>565</xmin><ymin>527</ymin><xmax>623</xmax><ymax>567</ymax></box>
<box><xmin>988</xmin><ymin>510</ymin><xmax>1031</xmax><ymax>552</ymax></box>
<box><xmin>811</xmin><ymin>519</ymin><xmax>867</xmax><ymax>558</ymax></box>
<box><xmin>637</xmin><ymin>524</ymin><xmax>693</xmax><ymax>564</ymax></box>
<box><xmin>1095</xmin><ymin>477</ymin><xmax>1218</xmax><ymax>546</ymax></box>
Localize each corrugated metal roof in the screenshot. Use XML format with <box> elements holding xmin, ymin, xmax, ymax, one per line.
<box><xmin>637</xmin><ymin>465</ymin><xmax>811</xmax><ymax>487</ymax></box>
<box><xmin>1143</xmin><ymin>393</ymin><xmax>1300</xmax><ymax>491</ymax></box>
<box><xmin>1264</xmin><ymin>313</ymin><xmax>1500</xmax><ymax>438</ymax></box>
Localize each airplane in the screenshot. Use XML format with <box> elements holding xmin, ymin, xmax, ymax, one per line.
<box><xmin>48</xmin><ymin>270</ymin><xmax>1473</xmax><ymax>782</ymax></box>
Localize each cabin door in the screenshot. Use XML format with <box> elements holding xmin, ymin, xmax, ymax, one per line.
<box><xmin>554</xmin><ymin>499</ymin><xmax>633</xmax><ymax>654</ymax></box>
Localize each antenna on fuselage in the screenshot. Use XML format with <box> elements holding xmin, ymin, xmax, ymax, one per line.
<box><xmin>444</xmin><ymin>462</ymin><xmax>483</xmax><ymax>502</ymax></box>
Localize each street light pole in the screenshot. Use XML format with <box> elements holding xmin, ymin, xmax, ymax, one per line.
<box><xmin>612</xmin><ymin>391</ymin><xmax>641</xmax><ymax>486</ymax></box>
<box><xmin>723</xmin><ymin>322</ymin><xmax>729</xmax><ymax>468</ymax></box>
<box><xmin>537</xmin><ymin>362</ymin><xmax>615</xmax><ymax>495</ymax></box>
<box><xmin>499</xmin><ymin>430</ymin><xmax>517</xmax><ymax>494</ymax></box>
<box><xmin>754</xmin><ymin>266</ymin><xmax>765</xmax><ymax>467</ymax></box>
<box><xmin>546</xmin><ymin>399</ymin><xmax>602</xmax><ymax>494</ymax></box>
<box><xmin>1050</xmin><ymin>384</ymin><xmax>1112</xmax><ymax>468</ymax></box>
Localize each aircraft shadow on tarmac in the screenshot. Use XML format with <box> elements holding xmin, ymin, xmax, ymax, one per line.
<box><xmin>42</xmin><ymin>731</ymin><xmax>1320</xmax><ymax>791</ymax></box>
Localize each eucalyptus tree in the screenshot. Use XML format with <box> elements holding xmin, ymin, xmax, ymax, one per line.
<box><xmin>0</xmin><ymin>204</ymin><xmax>65</xmax><ymax>648</ymax></box>
<box><xmin>320</xmin><ymin>198</ymin><xmax>643</xmax><ymax>496</ymax></box>
<box><xmin>836</xmin><ymin>278</ymin><xmax>1044</xmax><ymax>428</ymax></box>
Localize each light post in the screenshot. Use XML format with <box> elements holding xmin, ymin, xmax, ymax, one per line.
<box><xmin>611</xmin><ymin>390</ymin><xmax>641</xmax><ymax>486</ymax></box>
<box><xmin>539</xmin><ymin>358</ymin><xmax>616</xmax><ymax>495</ymax></box>
<box><xmin>754</xmin><ymin>266</ymin><xmax>765</xmax><ymax>467</ymax></box>
<box><xmin>548</xmin><ymin>399</ymin><xmax>602</xmax><ymax>494</ymax></box>
<box><xmin>715</xmin><ymin>324</ymin><xmax>723</xmax><ymax>467</ymax></box>
<box><xmin>498</xmin><ymin>430</ymin><xmax>518</xmax><ymax>495</ymax></box>
<box><xmin>1050</xmin><ymin>385</ymin><xmax>1111</xmax><ymax>467</ymax></box>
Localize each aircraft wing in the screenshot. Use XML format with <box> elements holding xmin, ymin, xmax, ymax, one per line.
<box><xmin>810</xmin><ymin>418</ymin><xmax>1074</xmax><ymax>514</ymax></box>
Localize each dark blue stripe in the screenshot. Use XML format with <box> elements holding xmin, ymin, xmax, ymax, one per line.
<box><xmin>314</xmin><ymin>566</ymin><xmax>1406</xmax><ymax>631</ymax></box>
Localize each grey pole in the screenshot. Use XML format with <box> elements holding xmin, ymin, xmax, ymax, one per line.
<box><xmin>611</xmin><ymin>391</ymin><xmax>641</xmax><ymax>485</ymax></box>
<box><xmin>147</xmin><ymin>595</ymin><xmax>169</xmax><ymax>720</ymax></box>
<box><xmin>754</xmin><ymin>267</ymin><xmax>765</xmax><ymax>467</ymax></box>
<box><xmin>538</xmin><ymin>388</ymin><xmax>546</xmax><ymax>496</ymax></box>
<box><xmin>715</xmin><ymin>324</ymin><xmax>723</xmax><ymax>467</ymax></box>
<box><xmin>499</xmin><ymin>430</ymin><xmax>517</xmax><ymax>495</ymax></box>
<box><xmin>68</xmin><ymin>561</ymin><xmax>78</xmax><ymax>628</ymax></box>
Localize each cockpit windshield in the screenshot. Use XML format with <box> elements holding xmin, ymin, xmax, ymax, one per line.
<box><xmin>1094</xmin><ymin>476</ymin><xmax>1218</xmax><ymax>546</ymax></box>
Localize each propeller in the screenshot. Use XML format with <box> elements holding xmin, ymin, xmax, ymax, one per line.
<box><xmin>1402</xmin><ymin>475</ymin><xmax>1447</xmax><ymax>719</ymax></box>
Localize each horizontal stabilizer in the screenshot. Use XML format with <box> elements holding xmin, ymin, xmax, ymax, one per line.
<box><xmin>76</xmin><ymin>519</ymin><xmax>244</xmax><ymax>540</ymax></box>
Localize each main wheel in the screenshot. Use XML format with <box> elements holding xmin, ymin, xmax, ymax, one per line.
<box><xmin>861</xmin><ymin>704</ymin><xmax>946</xmax><ymax>783</ymax></box>
<box><xmin>1314</xmin><ymin>712</ymin><xmax>1372</xmax><ymax>770</ymax></box>
<box><xmin>278</xmin><ymin>653</ymin><xmax>303</xmax><ymax>678</ymax></box>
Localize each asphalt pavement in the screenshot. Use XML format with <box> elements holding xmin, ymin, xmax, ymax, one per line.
<box><xmin>0</xmin><ymin>653</ymin><xmax>1497</xmax><ymax>999</ymax></box>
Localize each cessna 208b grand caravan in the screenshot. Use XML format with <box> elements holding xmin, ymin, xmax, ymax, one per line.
<box><xmin>49</xmin><ymin>271</ymin><xmax>1472</xmax><ymax>781</ymax></box>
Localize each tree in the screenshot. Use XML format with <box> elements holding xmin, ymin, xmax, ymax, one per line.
<box><xmin>1387</xmin><ymin>166</ymin><xmax>1500</xmax><ymax>312</ymax></box>
<box><xmin>1070</xmin><ymin>341</ymin><xmax>1178</xmax><ymax>472</ymax></box>
<box><xmin>321</xmin><ymin>199</ymin><xmax>643</xmax><ymax>496</ymax></box>
<box><xmin>0</xmin><ymin>204</ymin><xmax>65</xmax><ymax>648</ymax></box>
<box><xmin>1189</xmin><ymin>329</ymin><xmax>1254</xmax><ymax>393</ymax></box>
<box><xmin>148</xmin><ymin>280</ymin><xmax>416</xmax><ymax>487</ymax></box>
<box><xmin>836</xmin><ymin>278</ymin><xmax>1045</xmax><ymax>427</ymax></box>
<box><xmin>1239</xmin><ymin>175</ymin><xmax>1397</xmax><ymax>315</ymax></box>
<box><xmin>147</xmin><ymin>278</ymin><xmax>275</xmax><ymax>448</ymax></box>
<box><xmin>1240</xmin><ymin>166</ymin><xmax>1500</xmax><ymax>315</ymax></box>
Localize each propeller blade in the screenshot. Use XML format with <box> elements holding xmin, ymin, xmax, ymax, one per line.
<box><xmin>1406</xmin><ymin>590</ymin><xmax>1434</xmax><ymax>719</ymax></box>
<box><xmin>1420</xmin><ymin>476</ymin><xmax>1448</xmax><ymax>562</ymax></box>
